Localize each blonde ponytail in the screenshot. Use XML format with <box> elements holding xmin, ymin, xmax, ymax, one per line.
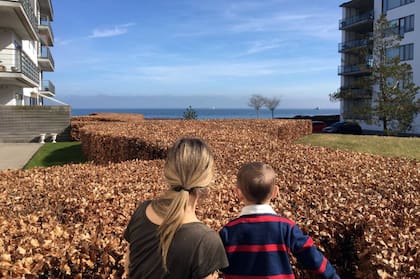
<box><xmin>151</xmin><ymin>137</ymin><xmax>214</xmax><ymax>271</ymax></box>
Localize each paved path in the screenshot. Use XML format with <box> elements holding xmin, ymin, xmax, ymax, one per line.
<box><xmin>0</xmin><ymin>143</ymin><xmax>42</xmax><ymax>171</ymax></box>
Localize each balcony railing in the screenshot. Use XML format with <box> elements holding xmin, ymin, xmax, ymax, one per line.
<box><xmin>340</xmin><ymin>10</ymin><xmax>374</xmax><ymax>30</ymax></box>
<box><xmin>39</xmin><ymin>46</ymin><xmax>55</xmax><ymax>68</ymax></box>
<box><xmin>339</xmin><ymin>38</ymin><xmax>373</xmax><ymax>52</ymax></box>
<box><xmin>38</xmin><ymin>0</ymin><xmax>54</xmax><ymax>19</ymax></box>
<box><xmin>0</xmin><ymin>48</ymin><xmax>39</xmax><ymax>84</ymax></box>
<box><xmin>39</xmin><ymin>16</ymin><xmax>54</xmax><ymax>44</ymax></box>
<box><xmin>5</xmin><ymin>0</ymin><xmax>38</xmax><ymax>33</ymax></box>
<box><xmin>41</xmin><ymin>80</ymin><xmax>55</xmax><ymax>95</ymax></box>
<box><xmin>338</xmin><ymin>87</ymin><xmax>372</xmax><ymax>99</ymax></box>
<box><xmin>338</xmin><ymin>64</ymin><xmax>372</xmax><ymax>75</ymax></box>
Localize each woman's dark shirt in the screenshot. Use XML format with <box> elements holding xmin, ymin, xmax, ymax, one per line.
<box><xmin>124</xmin><ymin>200</ymin><xmax>228</xmax><ymax>279</ymax></box>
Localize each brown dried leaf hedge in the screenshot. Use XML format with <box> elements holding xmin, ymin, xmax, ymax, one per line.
<box><xmin>71</xmin><ymin>113</ymin><xmax>144</xmax><ymax>141</ymax></box>
<box><xmin>1</xmin><ymin>118</ymin><xmax>419</xmax><ymax>278</ymax></box>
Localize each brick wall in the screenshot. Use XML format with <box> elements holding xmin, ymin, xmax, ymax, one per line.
<box><xmin>0</xmin><ymin>105</ymin><xmax>71</xmax><ymax>142</ymax></box>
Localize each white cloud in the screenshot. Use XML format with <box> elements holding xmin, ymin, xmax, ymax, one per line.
<box><xmin>89</xmin><ymin>23</ymin><xmax>136</xmax><ymax>38</ymax></box>
<box><xmin>126</xmin><ymin>58</ymin><xmax>337</xmax><ymax>82</ymax></box>
<box><xmin>244</xmin><ymin>39</ymin><xmax>287</xmax><ymax>55</ymax></box>
<box><xmin>55</xmin><ymin>38</ymin><xmax>73</xmax><ymax>46</ymax></box>
<box><xmin>228</xmin><ymin>11</ymin><xmax>339</xmax><ymax>40</ymax></box>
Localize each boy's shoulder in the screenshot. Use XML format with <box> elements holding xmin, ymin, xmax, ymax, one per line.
<box><xmin>223</xmin><ymin>213</ymin><xmax>296</xmax><ymax>228</ymax></box>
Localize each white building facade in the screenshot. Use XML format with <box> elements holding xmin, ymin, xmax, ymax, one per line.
<box><xmin>339</xmin><ymin>0</ymin><xmax>420</xmax><ymax>134</ymax></box>
<box><xmin>0</xmin><ymin>0</ymin><xmax>55</xmax><ymax>106</ymax></box>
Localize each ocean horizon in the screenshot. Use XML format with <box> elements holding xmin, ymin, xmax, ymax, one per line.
<box><xmin>71</xmin><ymin>108</ymin><xmax>340</xmax><ymax>119</ymax></box>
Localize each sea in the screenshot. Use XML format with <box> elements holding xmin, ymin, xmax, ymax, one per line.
<box><xmin>71</xmin><ymin>108</ymin><xmax>340</xmax><ymax>119</ymax></box>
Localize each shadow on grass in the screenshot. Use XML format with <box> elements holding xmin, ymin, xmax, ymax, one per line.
<box><xmin>42</xmin><ymin>144</ymin><xmax>87</xmax><ymax>167</ymax></box>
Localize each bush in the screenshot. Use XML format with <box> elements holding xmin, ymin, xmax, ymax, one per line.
<box><xmin>183</xmin><ymin>106</ymin><xmax>198</xmax><ymax>120</ymax></box>
<box><xmin>0</xmin><ymin>118</ymin><xmax>418</xmax><ymax>278</ymax></box>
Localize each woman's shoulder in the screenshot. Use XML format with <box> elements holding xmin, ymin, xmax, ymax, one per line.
<box><xmin>180</xmin><ymin>222</ymin><xmax>213</xmax><ymax>233</ymax></box>
<box><xmin>130</xmin><ymin>200</ymin><xmax>152</xmax><ymax>219</ymax></box>
<box><xmin>178</xmin><ymin>222</ymin><xmax>217</xmax><ymax>238</ymax></box>
<box><xmin>179</xmin><ymin>223</ymin><xmax>221</xmax><ymax>244</ymax></box>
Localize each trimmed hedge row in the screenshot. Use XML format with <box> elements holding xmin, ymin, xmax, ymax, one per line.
<box><xmin>79</xmin><ymin>119</ymin><xmax>312</xmax><ymax>163</ymax></box>
<box><xmin>70</xmin><ymin>113</ymin><xmax>144</xmax><ymax>141</ymax></box>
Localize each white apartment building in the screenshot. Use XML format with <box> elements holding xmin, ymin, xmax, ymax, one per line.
<box><xmin>339</xmin><ymin>0</ymin><xmax>420</xmax><ymax>134</ymax></box>
<box><xmin>0</xmin><ymin>0</ymin><xmax>55</xmax><ymax>106</ymax></box>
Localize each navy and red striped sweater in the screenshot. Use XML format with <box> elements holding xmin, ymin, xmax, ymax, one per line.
<box><xmin>220</xmin><ymin>205</ymin><xmax>340</xmax><ymax>279</ymax></box>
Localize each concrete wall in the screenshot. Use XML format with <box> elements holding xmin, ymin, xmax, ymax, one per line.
<box><xmin>0</xmin><ymin>105</ymin><xmax>71</xmax><ymax>142</ymax></box>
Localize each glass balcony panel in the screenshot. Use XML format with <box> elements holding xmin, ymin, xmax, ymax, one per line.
<box><xmin>39</xmin><ymin>16</ymin><xmax>54</xmax><ymax>44</ymax></box>
<box><xmin>38</xmin><ymin>46</ymin><xmax>55</xmax><ymax>70</ymax></box>
<box><xmin>38</xmin><ymin>0</ymin><xmax>54</xmax><ymax>20</ymax></box>
<box><xmin>339</xmin><ymin>38</ymin><xmax>373</xmax><ymax>52</ymax></box>
<box><xmin>41</xmin><ymin>80</ymin><xmax>55</xmax><ymax>95</ymax></box>
<box><xmin>338</xmin><ymin>64</ymin><xmax>372</xmax><ymax>75</ymax></box>
<box><xmin>0</xmin><ymin>47</ymin><xmax>39</xmax><ymax>85</ymax></box>
<box><xmin>339</xmin><ymin>10</ymin><xmax>374</xmax><ymax>30</ymax></box>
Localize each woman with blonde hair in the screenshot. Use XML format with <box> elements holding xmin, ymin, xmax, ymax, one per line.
<box><xmin>124</xmin><ymin>137</ymin><xmax>228</xmax><ymax>278</ymax></box>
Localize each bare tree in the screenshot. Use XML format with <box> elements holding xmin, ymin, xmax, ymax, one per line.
<box><xmin>248</xmin><ymin>94</ymin><xmax>265</xmax><ymax>118</ymax></box>
<box><xmin>265</xmin><ymin>97</ymin><xmax>280</xmax><ymax>119</ymax></box>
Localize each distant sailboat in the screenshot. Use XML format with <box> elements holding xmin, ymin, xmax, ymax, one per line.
<box><xmin>314</xmin><ymin>107</ymin><xmax>320</xmax><ymax>110</ymax></box>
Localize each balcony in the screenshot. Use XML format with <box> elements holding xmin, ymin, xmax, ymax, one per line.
<box><xmin>339</xmin><ymin>10</ymin><xmax>374</xmax><ymax>32</ymax></box>
<box><xmin>40</xmin><ymin>80</ymin><xmax>55</xmax><ymax>96</ymax></box>
<box><xmin>338</xmin><ymin>64</ymin><xmax>372</xmax><ymax>76</ymax></box>
<box><xmin>0</xmin><ymin>0</ymin><xmax>38</xmax><ymax>40</ymax></box>
<box><xmin>338</xmin><ymin>87</ymin><xmax>372</xmax><ymax>99</ymax></box>
<box><xmin>38</xmin><ymin>46</ymin><xmax>54</xmax><ymax>71</ymax></box>
<box><xmin>39</xmin><ymin>16</ymin><xmax>54</xmax><ymax>46</ymax></box>
<box><xmin>0</xmin><ymin>47</ymin><xmax>39</xmax><ymax>87</ymax></box>
<box><xmin>38</xmin><ymin>0</ymin><xmax>53</xmax><ymax>20</ymax></box>
<box><xmin>339</xmin><ymin>38</ymin><xmax>373</xmax><ymax>53</ymax></box>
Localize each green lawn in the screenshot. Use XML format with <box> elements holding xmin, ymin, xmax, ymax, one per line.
<box><xmin>297</xmin><ymin>134</ymin><xmax>420</xmax><ymax>161</ymax></box>
<box><xmin>24</xmin><ymin>142</ymin><xmax>87</xmax><ymax>169</ymax></box>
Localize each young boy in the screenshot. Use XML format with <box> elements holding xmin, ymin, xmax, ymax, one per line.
<box><xmin>220</xmin><ymin>162</ymin><xmax>340</xmax><ymax>279</ymax></box>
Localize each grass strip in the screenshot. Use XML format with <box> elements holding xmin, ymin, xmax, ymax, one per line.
<box><xmin>297</xmin><ymin>134</ymin><xmax>420</xmax><ymax>161</ymax></box>
<box><xmin>24</xmin><ymin>142</ymin><xmax>87</xmax><ymax>169</ymax></box>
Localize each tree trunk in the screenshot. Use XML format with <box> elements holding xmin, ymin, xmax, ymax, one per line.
<box><xmin>383</xmin><ymin>118</ymin><xmax>388</xmax><ymax>135</ymax></box>
<box><xmin>271</xmin><ymin>109</ymin><xmax>274</xmax><ymax>119</ymax></box>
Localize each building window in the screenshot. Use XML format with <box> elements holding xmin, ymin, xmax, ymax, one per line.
<box><xmin>400</xmin><ymin>43</ymin><xmax>414</xmax><ymax>61</ymax></box>
<box><xmin>15</xmin><ymin>93</ymin><xmax>23</xmax><ymax>106</ymax></box>
<box><xmin>386</xmin><ymin>43</ymin><xmax>414</xmax><ymax>61</ymax></box>
<box><xmin>402</xmin><ymin>72</ymin><xmax>414</xmax><ymax>88</ymax></box>
<box><xmin>385</xmin><ymin>0</ymin><xmax>415</xmax><ymax>11</ymax></box>
<box><xmin>386</xmin><ymin>46</ymin><xmax>399</xmax><ymax>59</ymax></box>
<box><xmin>389</xmin><ymin>15</ymin><xmax>415</xmax><ymax>35</ymax></box>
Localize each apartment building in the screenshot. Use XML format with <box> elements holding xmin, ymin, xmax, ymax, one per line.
<box><xmin>0</xmin><ymin>0</ymin><xmax>55</xmax><ymax>106</ymax></box>
<box><xmin>339</xmin><ymin>0</ymin><xmax>420</xmax><ymax>134</ymax></box>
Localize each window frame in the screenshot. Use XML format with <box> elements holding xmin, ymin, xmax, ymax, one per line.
<box><xmin>385</xmin><ymin>0</ymin><xmax>415</xmax><ymax>11</ymax></box>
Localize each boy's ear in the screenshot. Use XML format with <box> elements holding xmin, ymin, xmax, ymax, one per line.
<box><xmin>271</xmin><ymin>186</ymin><xmax>279</xmax><ymax>200</ymax></box>
<box><xmin>234</xmin><ymin>187</ymin><xmax>245</xmax><ymax>201</ymax></box>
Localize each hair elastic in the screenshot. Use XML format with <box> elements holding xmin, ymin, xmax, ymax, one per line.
<box><xmin>172</xmin><ymin>186</ymin><xmax>206</xmax><ymax>193</ymax></box>
<box><xmin>173</xmin><ymin>186</ymin><xmax>193</xmax><ymax>193</ymax></box>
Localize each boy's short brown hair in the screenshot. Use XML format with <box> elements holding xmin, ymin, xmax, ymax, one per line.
<box><xmin>237</xmin><ymin>162</ymin><xmax>276</xmax><ymax>204</ymax></box>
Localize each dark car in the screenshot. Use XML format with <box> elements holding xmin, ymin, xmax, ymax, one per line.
<box><xmin>322</xmin><ymin>121</ymin><xmax>362</xmax><ymax>135</ymax></box>
<box><xmin>312</xmin><ymin>121</ymin><xmax>328</xmax><ymax>133</ymax></box>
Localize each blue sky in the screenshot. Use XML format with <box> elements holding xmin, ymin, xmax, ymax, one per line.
<box><xmin>48</xmin><ymin>0</ymin><xmax>343</xmax><ymax>108</ymax></box>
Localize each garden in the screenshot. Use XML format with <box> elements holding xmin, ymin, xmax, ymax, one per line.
<box><xmin>0</xmin><ymin>114</ymin><xmax>419</xmax><ymax>278</ymax></box>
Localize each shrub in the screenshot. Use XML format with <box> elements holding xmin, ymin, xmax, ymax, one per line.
<box><xmin>183</xmin><ymin>105</ymin><xmax>198</xmax><ymax>120</ymax></box>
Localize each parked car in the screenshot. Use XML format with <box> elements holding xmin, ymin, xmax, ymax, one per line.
<box><xmin>322</xmin><ymin>121</ymin><xmax>362</xmax><ymax>135</ymax></box>
<box><xmin>312</xmin><ymin>121</ymin><xmax>328</xmax><ymax>133</ymax></box>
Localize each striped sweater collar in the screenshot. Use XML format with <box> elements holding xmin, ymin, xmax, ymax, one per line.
<box><xmin>239</xmin><ymin>204</ymin><xmax>277</xmax><ymax>216</ymax></box>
